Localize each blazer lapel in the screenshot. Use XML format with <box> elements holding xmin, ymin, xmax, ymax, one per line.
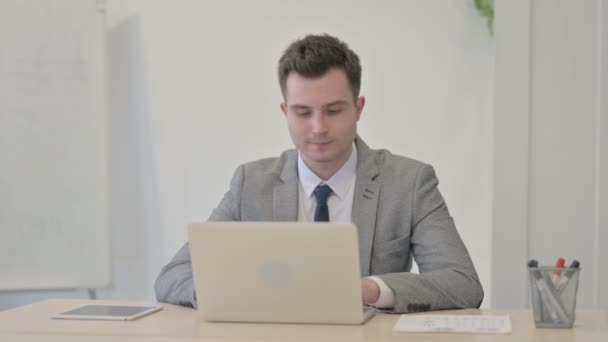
<box><xmin>273</xmin><ymin>150</ymin><xmax>298</xmax><ymax>221</ymax></box>
<box><xmin>352</xmin><ymin>137</ymin><xmax>380</xmax><ymax>277</ymax></box>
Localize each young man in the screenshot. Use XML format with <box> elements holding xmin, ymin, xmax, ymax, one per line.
<box><xmin>155</xmin><ymin>34</ymin><xmax>483</xmax><ymax>313</ymax></box>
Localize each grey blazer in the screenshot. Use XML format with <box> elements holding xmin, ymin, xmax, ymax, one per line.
<box><xmin>154</xmin><ymin>137</ymin><xmax>484</xmax><ymax>313</ymax></box>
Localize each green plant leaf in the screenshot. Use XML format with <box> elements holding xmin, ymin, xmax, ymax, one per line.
<box><xmin>474</xmin><ymin>0</ymin><xmax>494</xmax><ymax>36</ymax></box>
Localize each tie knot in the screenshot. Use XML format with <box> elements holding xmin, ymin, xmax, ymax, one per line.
<box><xmin>313</xmin><ymin>184</ymin><xmax>332</xmax><ymax>204</ymax></box>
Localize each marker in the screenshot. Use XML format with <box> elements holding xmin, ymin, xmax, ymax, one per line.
<box><xmin>528</xmin><ymin>260</ymin><xmax>543</xmax><ymax>322</ymax></box>
<box><xmin>555</xmin><ymin>260</ymin><xmax>580</xmax><ymax>295</ymax></box>
<box><xmin>551</xmin><ymin>257</ymin><xmax>566</xmax><ymax>285</ymax></box>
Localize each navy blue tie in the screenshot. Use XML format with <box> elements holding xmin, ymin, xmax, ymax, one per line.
<box><xmin>313</xmin><ymin>184</ymin><xmax>332</xmax><ymax>222</ymax></box>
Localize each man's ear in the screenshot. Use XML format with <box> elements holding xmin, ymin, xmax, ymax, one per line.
<box><xmin>355</xmin><ymin>96</ymin><xmax>365</xmax><ymax>120</ymax></box>
<box><xmin>280</xmin><ymin>102</ymin><xmax>287</xmax><ymax>116</ymax></box>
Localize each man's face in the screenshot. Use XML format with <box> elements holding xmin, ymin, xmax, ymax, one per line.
<box><xmin>280</xmin><ymin>68</ymin><xmax>365</xmax><ymax>174</ymax></box>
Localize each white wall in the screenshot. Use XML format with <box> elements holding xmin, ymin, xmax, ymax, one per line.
<box><xmin>491</xmin><ymin>0</ymin><xmax>531</xmax><ymax>309</ymax></box>
<box><xmin>1</xmin><ymin>0</ymin><xmax>495</xmax><ymax>309</ymax></box>
<box><xmin>492</xmin><ymin>0</ymin><xmax>608</xmax><ymax>310</ymax></box>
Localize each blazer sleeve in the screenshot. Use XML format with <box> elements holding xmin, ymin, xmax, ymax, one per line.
<box><xmin>377</xmin><ymin>165</ymin><xmax>484</xmax><ymax>313</ymax></box>
<box><xmin>154</xmin><ymin>165</ymin><xmax>244</xmax><ymax>307</ymax></box>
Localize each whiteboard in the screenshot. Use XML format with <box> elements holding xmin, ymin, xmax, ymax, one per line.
<box><xmin>0</xmin><ymin>0</ymin><xmax>110</xmax><ymax>290</ymax></box>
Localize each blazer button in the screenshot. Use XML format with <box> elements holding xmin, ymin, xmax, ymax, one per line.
<box><xmin>407</xmin><ymin>303</ymin><xmax>431</xmax><ymax>312</ymax></box>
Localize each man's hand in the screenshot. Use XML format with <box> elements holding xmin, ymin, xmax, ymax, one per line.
<box><xmin>361</xmin><ymin>277</ymin><xmax>380</xmax><ymax>305</ymax></box>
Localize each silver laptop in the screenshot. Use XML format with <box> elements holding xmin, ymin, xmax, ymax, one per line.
<box><xmin>188</xmin><ymin>222</ymin><xmax>376</xmax><ymax>324</ymax></box>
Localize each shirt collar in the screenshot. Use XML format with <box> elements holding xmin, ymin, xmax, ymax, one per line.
<box><xmin>297</xmin><ymin>144</ymin><xmax>357</xmax><ymax>200</ymax></box>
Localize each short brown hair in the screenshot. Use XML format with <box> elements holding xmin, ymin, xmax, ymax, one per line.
<box><xmin>278</xmin><ymin>34</ymin><xmax>361</xmax><ymax>100</ymax></box>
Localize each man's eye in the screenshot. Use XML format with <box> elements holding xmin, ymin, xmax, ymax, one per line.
<box><xmin>327</xmin><ymin>108</ymin><xmax>342</xmax><ymax>115</ymax></box>
<box><xmin>295</xmin><ymin>111</ymin><xmax>311</xmax><ymax>117</ymax></box>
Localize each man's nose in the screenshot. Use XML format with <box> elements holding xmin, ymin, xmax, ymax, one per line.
<box><xmin>311</xmin><ymin>112</ymin><xmax>328</xmax><ymax>134</ymax></box>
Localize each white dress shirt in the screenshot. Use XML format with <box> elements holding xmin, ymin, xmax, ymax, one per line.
<box><xmin>297</xmin><ymin>145</ymin><xmax>395</xmax><ymax>308</ymax></box>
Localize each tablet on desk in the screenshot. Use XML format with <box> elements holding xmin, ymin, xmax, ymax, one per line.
<box><xmin>50</xmin><ymin>305</ymin><xmax>162</xmax><ymax>321</ymax></box>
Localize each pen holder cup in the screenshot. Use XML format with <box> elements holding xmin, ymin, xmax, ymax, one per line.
<box><xmin>528</xmin><ymin>266</ymin><xmax>580</xmax><ymax>328</ymax></box>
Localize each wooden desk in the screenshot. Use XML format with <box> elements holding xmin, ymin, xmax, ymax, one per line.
<box><xmin>0</xmin><ymin>299</ymin><xmax>606</xmax><ymax>341</ymax></box>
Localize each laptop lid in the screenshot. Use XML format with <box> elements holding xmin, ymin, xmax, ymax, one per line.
<box><xmin>188</xmin><ymin>222</ymin><xmax>374</xmax><ymax>324</ymax></box>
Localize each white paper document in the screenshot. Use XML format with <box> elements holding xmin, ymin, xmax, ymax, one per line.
<box><xmin>393</xmin><ymin>314</ymin><xmax>512</xmax><ymax>334</ymax></box>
